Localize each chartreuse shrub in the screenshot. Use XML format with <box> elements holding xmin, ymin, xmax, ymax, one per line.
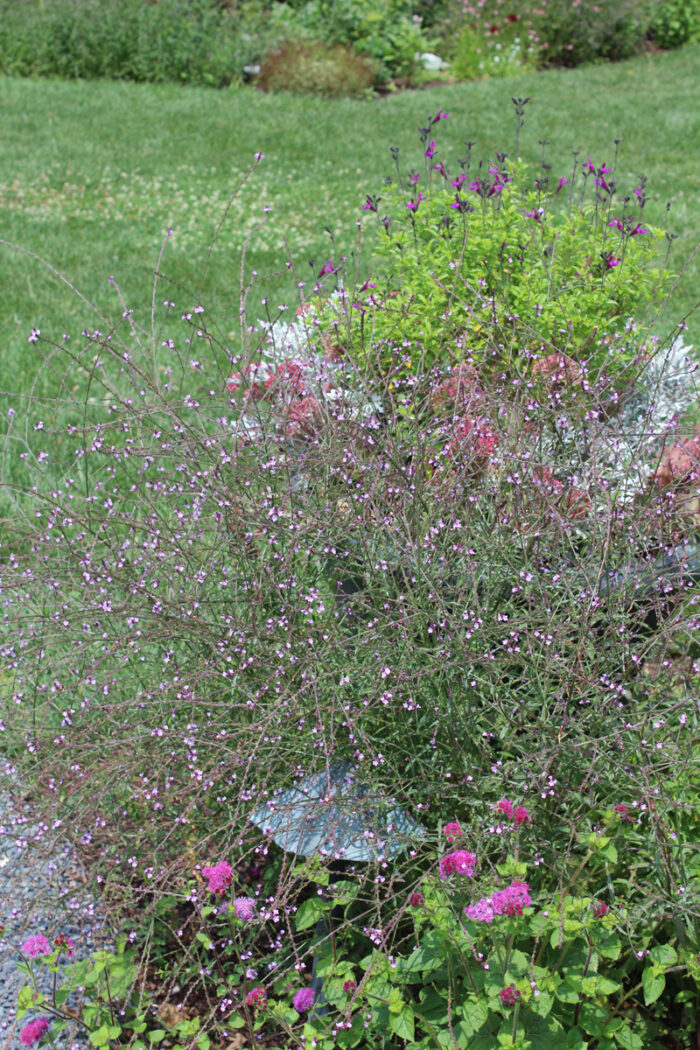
<box><xmin>317</xmin><ymin>105</ymin><xmax>672</xmax><ymax>385</ymax></box>
<box><xmin>2</xmin><ymin>105</ymin><xmax>699</xmax><ymax>1049</ymax></box>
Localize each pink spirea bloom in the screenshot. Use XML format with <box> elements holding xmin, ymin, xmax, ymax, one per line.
<box><xmin>614</xmin><ymin>803</ymin><xmax>633</xmax><ymax>822</ymax></box>
<box><xmin>21</xmin><ymin>934</ymin><xmax>52</xmax><ymax>959</ymax></box>
<box><xmin>293</xmin><ymin>987</ymin><xmax>316</xmax><ymax>1013</ymax></box>
<box><xmin>233</xmin><ymin>896</ymin><xmax>256</xmax><ymax>921</ymax></box>
<box><xmin>592</xmin><ymin>900</ymin><xmax>609</xmax><ymax>917</ymax></box>
<box><xmin>439</xmin><ymin>850</ymin><xmax>476</xmax><ymax>879</ymax></box>
<box><xmin>491</xmin><ymin>880</ymin><xmax>531</xmax><ymax>917</ymax></box>
<box><xmin>513</xmin><ymin>806</ymin><xmax>531</xmax><ymax>825</ymax></box>
<box><xmin>442</xmin><ymin>821</ymin><xmax>463</xmax><ymax>843</ymax></box>
<box><xmin>408</xmin><ymin>891</ymin><xmax>425</xmax><ymax>907</ymax></box>
<box><xmin>247</xmin><ymin>986</ymin><xmax>266</xmax><ymax>1008</ymax></box>
<box><xmin>465</xmin><ymin>897</ymin><xmax>495</xmax><ymax>923</ymax></box>
<box><xmin>343</xmin><ymin>979</ymin><xmax>356</xmax><ymax>995</ymax></box>
<box><xmin>20</xmin><ymin>1019</ymin><xmax>50</xmax><ymax>1046</ymax></box>
<box><xmin>201</xmin><ymin>861</ymin><xmax>233</xmax><ymax>895</ymax></box>
<box><xmin>496</xmin><ymin>799</ymin><xmax>514</xmax><ymax>818</ymax></box>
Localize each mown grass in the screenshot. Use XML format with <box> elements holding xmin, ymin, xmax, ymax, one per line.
<box><xmin>1</xmin><ymin>42</ymin><xmax>698</xmax><ymax>413</ymax></box>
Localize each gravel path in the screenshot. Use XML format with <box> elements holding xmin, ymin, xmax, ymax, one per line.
<box><xmin>0</xmin><ymin>763</ymin><xmax>114</xmax><ymax>1050</ymax></box>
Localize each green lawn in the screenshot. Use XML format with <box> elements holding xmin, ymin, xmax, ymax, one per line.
<box><xmin>1</xmin><ymin>41</ymin><xmax>699</xmax><ymax>410</ymax></box>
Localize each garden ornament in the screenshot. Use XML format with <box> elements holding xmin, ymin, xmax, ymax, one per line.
<box><xmin>250</xmin><ymin>761</ymin><xmax>426</xmax><ymax>1014</ymax></box>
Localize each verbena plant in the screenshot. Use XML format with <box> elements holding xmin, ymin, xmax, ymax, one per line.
<box><xmin>2</xmin><ymin>106</ymin><xmax>699</xmax><ymax>1050</ymax></box>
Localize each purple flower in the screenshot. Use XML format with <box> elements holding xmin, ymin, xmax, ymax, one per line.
<box><xmin>582</xmin><ymin>157</ymin><xmax>595</xmax><ymax>174</ymax></box>
<box><xmin>21</xmin><ymin>935</ymin><xmax>52</xmax><ymax>959</ymax></box>
<box><xmin>500</xmin><ymin>984</ymin><xmax>521</xmax><ymax>1006</ymax></box>
<box><xmin>439</xmin><ymin>850</ymin><xmax>476</xmax><ymax>879</ymax></box>
<box><xmin>293</xmin><ymin>987</ymin><xmax>316</xmax><ymax>1013</ymax></box>
<box><xmin>556</xmin><ymin>176</ymin><xmax>569</xmax><ymax>192</ymax></box>
<box><xmin>20</xmin><ymin>1019</ymin><xmax>50</xmax><ymax>1046</ymax></box>
<box><xmin>450</xmin><ymin>171</ymin><xmax>467</xmax><ymax>189</ymax></box>
<box><xmin>609</xmin><ymin>217</ymin><xmax>623</xmax><ymax>230</ymax></box>
<box><xmin>434</xmin><ymin>109</ymin><xmax>450</xmax><ymax>122</ymax></box>
<box><xmin>233</xmin><ymin>896</ymin><xmax>256</xmax><ymax>921</ymax></box>
<box><xmin>319</xmin><ymin>259</ymin><xmax>335</xmax><ymax>276</ymax></box>
<box><xmin>491</xmin><ymin>880</ymin><xmax>531</xmax><ymax>917</ymax></box>
<box><xmin>631</xmin><ymin>223</ymin><xmax>648</xmax><ymax>236</ymax></box>
<box><xmin>424</xmin><ymin>139</ymin><xmax>436</xmax><ymax>159</ymax></box>
<box><xmin>406</xmin><ymin>192</ymin><xmax>426</xmax><ymax>212</ymax></box>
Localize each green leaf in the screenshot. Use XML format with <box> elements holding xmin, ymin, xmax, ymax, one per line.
<box><xmin>459</xmin><ymin>997</ymin><xmax>489</xmax><ymax>1036</ymax></box>
<box><xmin>389</xmin><ymin>1004</ymin><xmax>415</xmax><ymax>1041</ymax></box>
<box><xmin>566</xmin><ymin>1029</ymin><xmax>586</xmax><ymax>1050</ymax></box>
<box><xmin>148</xmin><ymin>1031</ymin><xmax>166</xmax><ymax>1044</ymax></box>
<box><xmin>614</xmin><ymin>1024</ymin><xmax>643</xmax><ymax>1050</ymax></box>
<box><xmin>578</xmin><ymin>1003</ymin><xmax>608</xmax><ymax>1038</ymax></box>
<box><xmin>649</xmin><ymin>944</ymin><xmax>677</xmax><ymax>968</ymax></box>
<box><xmin>642</xmin><ymin>966</ymin><xmax>665</xmax><ymax>1005</ymax></box>
<box><xmin>596</xmin><ymin>931</ymin><xmax>622</xmax><ymax>960</ymax></box>
<box><xmin>295</xmin><ymin>896</ymin><xmax>330</xmax><ymax>932</ymax></box>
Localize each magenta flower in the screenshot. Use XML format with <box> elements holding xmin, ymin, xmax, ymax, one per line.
<box><xmin>319</xmin><ymin>259</ymin><xmax>335</xmax><ymax>276</ymax></box>
<box><xmin>465</xmin><ymin>897</ymin><xmax>495</xmax><ymax>923</ymax></box>
<box><xmin>20</xmin><ymin>1019</ymin><xmax>50</xmax><ymax>1047</ymax></box>
<box><xmin>556</xmin><ymin>176</ymin><xmax>569</xmax><ymax>192</ymax></box>
<box><xmin>201</xmin><ymin>860</ymin><xmax>233</xmax><ymax>895</ymax></box>
<box><xmin>605</xmin><ymin>254</ymin><xmax>621</xmax><ymax>269</ymax></box>
<box><xmin>609</xmin><ymin>217</ymin><xmax>623</xmax><ymax>230</ymax></box>
<box><xmin>439</xmin><ymin>850</ymin><xmax>476</xmax><ymax>879</ymax></box>
<box><xmin>424</xmin><ymin>139</ymin><xmax>436</xmax><ymax>159</ymax></box>
<box><xmin>582</xmin><ymin>157</ymin><xmax>595</xmax><ymax>174</ymax></box>
<box><xmin>293</xmin><ymin>987</ymin><xmax>316</xmax><ymax>1013</ymax></box>
<box><xmin>631</xmin><ymin>223</ymin><xmax>648</xmax><ymax>236</ymax></box>
<box><xmin>513</xmin><ymin>806</ymin><xmax>531</xmax><ymax>825</ymax></box>
<box><xmin>21</xmin><ymin>934</ymin><xmax>52</xmax><ymax>959</ymax></box>
<box><xmin>247</xmin><ymin>986</ymin><xmax>266</xmax><ymax>1008</ymax></box>
<box><xmin>406</xmin><ymin>192</ymin><xmax>426</xmax><ymax>212</ymax></box>
<box><xmin>592</xmin><ymin>900</ymin><xmax>609</xmax><ymax>917</ymax></box>
<box><xmin>233</xmin><ymin>896</ymin><xmax>256</xmax><ymax>921</ymax></box>
<box><xmin>409</xmin><ymin>891</ymin><xmax>425</xmax><ymax>907</ymax></box>
<box><xmin>53</xmin><ymin>933</ymin><xmax>75</xmax><ymax>957</ymax></box>
<box><xmin>491</xmin><ymin>880</ymin><xmax>531</xmax><ymax>917</ymax></box>
<box><xmin>496</xmin><ymin>798</ymin><xmax>514</xmax><ymax>818</ymax></box>
<box><xmin>434</xmin><ymin>109</ymin><xmax>450</xmax><ymax>121</ymax></box>
<box><xmin>450</xmin><ymin>171</ymin><xmax>467</xmax><ymax>188</ymax></box>
<box><xmin>614</xmin><ymin>803</ymin><xmax>633</xmax><ymax>822</ymax></box>
<box><xmin>442</xmin><ymin>821</ymin><xmax>463</xmax><ymax>843</ymax></box>
<box><xmin>343</xmin><ymin>979</ymin><xmax>357</xmax><ymax>995</ymax></box>
<box><xmin>499</xmin><ymin>984</ymin><xmax>521</xmax><ymax>1006</ymax></box>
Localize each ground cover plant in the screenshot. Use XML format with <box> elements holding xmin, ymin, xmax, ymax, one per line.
<box><xmin>1</xmin><ymin>76</ymin><xmax>700</xmax><ymax>1050</ymax></box>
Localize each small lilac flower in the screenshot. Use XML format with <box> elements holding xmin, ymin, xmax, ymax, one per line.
<box><xmin>21</xmin><ymin>935</ymin><xmax>52</xmax><ymax>959</ymax></box>
<box><xmin>28</xmin><ymin>329</ymin><xmax>41</xmax><ymax>343</ymax></box>
<box><xmin>439</xmin><ymin>850</ymin><xmax>476</xmax><ymax>879</ymax></box>
<box><xmin>20</xmin><ymin>1019</ymin><xmax>50</xmax><ymax>1046</ymax></box>
<box><xmin>293</xmin><ymin>987</ymin><xmax>316</xmax><ymax>1013</ymax></box>
<box><xmin>233</xmin><ymin>896</ymin><xmax>256</xmax><ymax>921</ymax></box>
<box><xmin>201</xmin><ymin>860</ymin><xmax>233</xmax><ymax>895</ymax></box>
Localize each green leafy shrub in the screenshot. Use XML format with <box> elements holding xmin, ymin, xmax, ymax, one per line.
<box><xmin>533</xmin><ymin>0</ymin><xmax>655</xmax><ymax>67</ymax></box>
<box><xmin>321</xmin><ymin>110</ymin><xmax>672</xmax><ymax>385</ymax></box>
<box><xmin>257</xmin><ymin>38</ymin><xmax>377</xmax><ymax>96</ymax></box>
<box><xmin>448</xmin><ymin>15</ymin><xmax>539</xmax><ymax>81</ymax></box>
<box><xmin>648</xmin><ymin>0</ymin><xmax>700</xmax><ymax>49</ymax></box>
<box><xmin>0</xmin><ymin>0</ymin><xmax>287</xmax><ymax>86</ymax></box>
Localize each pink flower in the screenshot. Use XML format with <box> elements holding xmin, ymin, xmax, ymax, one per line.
<box><xmin>592</xmin><ymin>900</ymin><xmax>609</xmax><ymax>917</ymax></box>
<box><xmin>233</xmin><ymin>896</ymin><xmax>256</xmax><ymax>921</ymax></box>
<box><xmin>20</xmin><ymin>1019</ymin><xmax>50</xmax><ymax>1046</ymax></box>
<box><xmin>556</xmin><ymin>176</ymin><xmax>569</xmax><ymax>192</ymax></box>
<box><xmin>409</xmin><ymin>891</ymin><xmax>425</xmax><ymax>907</ymax></box>
<box><xmin>491</xmin><ymin>880</ymin><xmax>531</xmax><ymax>917</ymax></box>
<box><xmin>496</xmin><ymin>799</ymin><xmax>514</xmax><ymax>818</ymax></box>
<box><xmin>21</xmin><ymin>935</ymin><xmax>52</xmax><ymax>959</ymax></box>
<box><xmin>614</xmin><ymin>803</ymin><xmax>633</xmax><ymax>822</ymax></box>
<box><xmin>247</xmin><ymin>986</ymin><xmax>266</xmax><ymax>1008</ymax></box>
<box><xmin>513</xmin><ymin>806</ymin><xmax>531</xmax><ymax>825</ymax></box>
<box><xmin>201</xmin><ymin>860</ymin><xmax>233</xmax><ymax>895</ymax></box>
<box><xmin>465</xmin><ymin>897</ymin><xmax>495</xmax><ymax>923</ymax></box>
<box><xmin>434</xmin><ymin>109</ymin><xmax>450</xmax><ymax>121</ymax></box>
<box><xmin>499</xmin><ymin>984</ymin><xmax>521</xmax><ymax>1006</ymax></box>
<box><xmin>53</xmin><ymin>933</ymin><xmax>75</xmax><ymax>957</ymax></box>
<box><xmin>442</xmin><ymin>821</ymin><xmax>463</xmax><ymax>843</ymax></box>
<box><xmin>343</xmin><ymin>979</ymin><xmax>356</xmax><ymax>995</ymax></box>
<box><xmin>439</xmin><ymin>850</ymin><xmax>476</xmax><ymax>879</ymax></box>
<box><xmin>293</xmin><ymin>987</ymin><xmax>316</xmax><ymax>1013</ymax></box>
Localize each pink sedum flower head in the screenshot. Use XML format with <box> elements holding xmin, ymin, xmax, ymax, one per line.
<box><xmin>20</xmin><ymin>1019</ymin><xmax>51</xmax><ymax>1046</ymax></box>
<box><xmin>513</xmin><ymin>806</ymin><xmax>532</xmax><ymax>825</ymax></box>
<box><xmin>201</xmin><ymin>860</ymin><xmax>233</xmax><ymax>895</ymax></box>
<box><xmin>233</xmin><ymin>896</ymin><xmax>256</xmax><ymax>921</ymax></box>
<box><xmin>54</xmin><ymin>933</ymin><xmax>75</xmax><ymax>957</ymax></box>
<box><xmin>442</xmin><ymin>821</ymin><xmax>463</xmax><ymax>843</ymax></box>
<box><xmin>439</xmin><ymin>850</ymin><xmax>476</xmax><ymax>879</ymax></box>
<box><xmin>21</xmin><ymin>934</ymin><xmax>52</xmax><ymax>959</ymax></box>
<box><xmin>409</xmin><ymin>891</ymin><xmax>425</xmax><ymax>907</ymax></box>
<box><xmin>592</xmin><ymin>900</ymin><xmax>609</xmax><ymax>917</ymax></box>
<box><xmin>293</xmin><ymin>987</ymin><xmax>316</xmax><ymax>1013</ymax></box>
<box><xmin>496</xmin><ymin>799</ymin><xmax>514</xmax><ymax>818</ymax></box>
<box><xmin>343</xmin><ymin>979</ymin><xmax>356</xmax><ymax>995</ymax></box>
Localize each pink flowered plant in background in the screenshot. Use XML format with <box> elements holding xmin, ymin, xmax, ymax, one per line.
<box><xmin>247</xmin><ymin>986</ymin><xmax>267</xmax><ymax>1008</ymax></box>
<box><xmin>439</xmin><ymin>850</ymin><xmax>477</xmax><ymax>879</ymax></box>
<box><xmin>20</xmin><ymin>935</ymin><xmax>52</xmax><ymax>959</ymax></box>
<box><xmin>201</xmin><ymin>860</ymin><xmax>233</xmax><ymax>895</ymax></box>
<box><xmin>233</xmin><ymin>896</ymin><xmax>256</xmax><ymax>921</ymax></box>
<box><xmin>466</xmin><ymin>880</ymin><xmax>532</xmax><ymax>922</ymax></box>
<box><xmin>19</xmin><ymin>1018</ymin><xmax>51</xmax><ymax>1047</ymax></box>
<box><xmin>293</xmin><ymin>987</ymin><xmax>316</xmax><ymax>1013</ymax></box>
<box><xmin>442</xmin><ymin>821</ymin><xmax>463</xmax><ymax>843</ymax></box>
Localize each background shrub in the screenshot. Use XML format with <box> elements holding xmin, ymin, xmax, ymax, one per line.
<box><xmin>648</xmin><ymin>0</ymin><xmax>700</xmax><ymax>49</ymax></box>
<box><xmin>257</xmin><ymin>38</ymin><xmax>377</xmax><ymax>96</ymax></box>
